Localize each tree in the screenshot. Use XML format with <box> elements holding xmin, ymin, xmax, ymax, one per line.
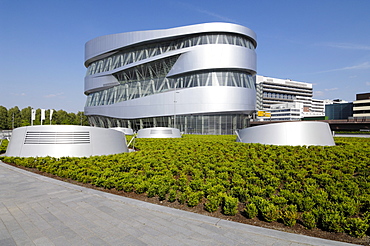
<box><xmin>7</xmin><ymin>106</ymin><xmax>21</xmax><ymax>129</ymax></box>
<box><xmin>20</xmin><ymin>106</ymin><xmax>32</xmax><ymax>126</ymax></box>
<box><xmin>0</xmin><ymin>106</ymin><xmax>8</xmax><ymax>130</ymax></box>
<box><xmin>53</xmin><ymin>109</ymin><xmax>70</xmax><ymax>125</ymax></box>
<box><xmin>75</xmin><ymin>111</ymin><xmax>89</xmax><ymax>126</ymax></box>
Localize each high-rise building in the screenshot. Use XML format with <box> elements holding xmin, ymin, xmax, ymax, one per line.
<box><xmin>353</xmin><ymin>92</ymin><xmax>370</xmax><ymax>118</ymax></box>
<box><xmin>84</xmin><ymin>23</ymin><xmax>257</xmax><ymax>134</ymax></box>
<box><xmin>256</xmin><ymin>75</ymin><xmax>313</xmax><ymax>110</ymax></box>
<box><xmin>256</xmin><ymin>75</ymin><xmax>324</xmax><ymax>120</ymax></box>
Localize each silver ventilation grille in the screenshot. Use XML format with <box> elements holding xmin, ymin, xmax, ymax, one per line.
<box><xmin>150</xmin><ymin>129</ymin><xmax>172</xmax><ymax>134</ymax></box>
<box><xmin>24</xmin><ymin>131</ymin><xmax>90</xmax><ymax>144</ymax></box>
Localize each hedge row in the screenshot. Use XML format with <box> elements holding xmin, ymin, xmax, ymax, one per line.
<box><xmin>0</xmin><ymin>139</ymin><xmax>8</xmax><ymax>154</ymax></box>
<box><xmin>1</xmin><ymin>135</ymin><xmax>369</xmax><ymax>238</ymax></box>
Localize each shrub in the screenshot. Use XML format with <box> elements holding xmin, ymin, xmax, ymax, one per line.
<box><xmin>134</xmin><ymin>181</ymin><xmax>148</xmax><ymax>194</ymax></box>
<box><xmin>299</xmin><ymin>197</ymin><xmax>315</xmax><ymax>212</ymax></box>
<box><xmin>344</xmin><ymin>218</ymin><xmax>369</xmax><ymax>238</ymax></box>
<box><xmin>187</xmin><ymin>191</ymin><xmax>204</xmax><ymax>207</ymax></box>
<box><xmin>280</xmin><ymin>205</ymin><xmax>298</xmax><ymax>227</ymax></box>
<box><xmin>177</xmin><ymin>191</ymin><xmax>187</xmax><ymax>204</ymax></box>
<box><xmin>244</xmin><ymin>203</ymin><xmax>258</xmax><ymax>219</ymax></box>
<box><xmin>167</xmin><ymin>189</ymin><xmax>177</xmax><ymax>203</ymax></box>
<box><xmin>260</xmin><ymin>203</ymin><xmax>280</xmax><ymax>222</ymax></box>
<box><xmin>301</xmin><ymin>211</ymin><xmax>316</xmax><ymax>229</ymax></box>
<box><xmin>147</xmin><ymin>184</ymin><xmax>159</xmax><ymax>198</ymax></box>
<box><xmin>320</xmin><ymin>210</ymin><xmax>345</xmax><ymax>233</ymax></box>
<box><xmin>271</xmin><ymin>195</ymin><xmax>288</xmax><ymax>209</ymax></box>
<box><xmin>222</xmin><ymin>195</ymin><xmax>238</xmax><ymax>216</ymax></box>
<box><xmin>0</xmin><ymin>139</ymin><xmax>8</xmax><ymax>154</ymax></box>
<box><xmin>204</xmin><ymin>194</ymin><xmax>223</xmax><ymax>213</ymax></box>
<box><xmin>230</xmin><ymin>187</ymin><xmax>249</xmax><ymax>203</ymax></box>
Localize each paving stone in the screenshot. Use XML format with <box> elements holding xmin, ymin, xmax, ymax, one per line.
<box><xmin>0</xmin><ymin>238</ymin><xmax>17</xmax><ymax>246</ymax></box>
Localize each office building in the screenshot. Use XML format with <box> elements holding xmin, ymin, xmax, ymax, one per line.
<box><xmin>353</xmin><ymin>92</ymin><xmax>370</xmax><ymax>118</ymax></box>
<box><xmin>256</xmin><ymin>76</ymin><xmax>324</xmax><ymax>120</ymax></box>
<box><xmin>325</xmin><ymin>103</ymin><xmax>353</xmax><ymax>120</ymax></box>
<box><xmin>256</xmin><ymin>75</ymin><xmax>313</xmax><ymax>110</ymax></box>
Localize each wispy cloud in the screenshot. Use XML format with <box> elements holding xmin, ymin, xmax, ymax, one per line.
<box><xmin>175</xmin><ymin>1</ymin><xmax>236</xmax><ymax>22</ymax></box>
<box><xmin>315</xmin><ymin>62</ymin><xmax>370</xmax><ymax>74</ymax></box>
<box><xmin>11</xmin><ymin>92</ymin><xmax>26</xmax><ymax>96</ymax></box>
<box><xmin>325</xmin><ymin>87</ymin><xmax>338</xmax><ymax>91</ymax></box>
<box><xmin>318</xmin><ymin>42</ymin><xmax>370</xmax><ymax>51</ymax></box>
<box><xmin>194</xmin><ymin>8</ymin><xmax>236</xmax><ymax>22</ymax></box>
<box><xmin>44</xmin><ymin>92</ymin><xmax>64</xmax><ymax>98</ymax></box>
<box><xmin>366</xmin><ymin>82</ymin><xmax>370</xmax><ymax>86</ymax></box>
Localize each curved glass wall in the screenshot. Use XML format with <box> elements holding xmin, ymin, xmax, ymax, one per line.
<box><xmin>85</xmin><ymin>56</ymin><xmax>255</xmax><ymax>107</ymax></box>
<box><xmin>86</xmin><ymin>33</ymin><xmax>256</xmax><ymax>76</ymax></box>
<box><xmin>88</xmin><ymin>114</ymin><xmax>250</xmax><ymax>135</ymax></box>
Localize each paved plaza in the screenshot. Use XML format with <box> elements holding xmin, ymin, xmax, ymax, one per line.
<box><xmin>0</xmin><ymin>161</ymin><xmax>357</xmax><ymax>246</ymax></box>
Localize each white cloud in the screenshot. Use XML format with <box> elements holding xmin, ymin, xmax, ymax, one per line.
<box><xmin>315</xmin><ymin>62</ymin><xmax>370</xmax><ymax>74</ymax></box>
<box><xmin>44</xmin><ymin>92</ymin><xmax>64</xmax><ymax>98</ymax></box>
<box><xmin>340</xmin><ymin>62</ymin><xmax>370</xmax><ymax>70</ymax></box>
<box><xmin>176</xmin><ymin>1</ymin><xmax>236</xmax><ymax>22</ymax></box>
<box><xmin>11</xmin><ymin>92</ymin><xmax>26</xmax><ymax>96</ymax></box>
<box><xmin>324</xmin><ymin>88</ymin><xmax>338</xmax><ymax>91</ymax></box>
<box><xmin>318</xmin><ymin>42</ymin><xmax>370</xmax><ymax>51</ymax></box>
<box><xmin>366</xmin><ymin>82</ymin><xmax>370</xmax><ymax>86</ymax></box>
<box><xmin>194</xmin><ymin>8</ymin><xmax>236</xmax><ymax>22</ymax></box>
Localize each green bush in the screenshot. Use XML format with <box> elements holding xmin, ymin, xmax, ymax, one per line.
<box><xmin>244</xmin><ymin>203</ymin><xmax>258</xmax><ymax>219</ymax></box>
<box><xmin>205</xmin><ymin>194</ymin><xmax>223</xmax><ymax>213</ymax></box>
<box><xmin>222</xmin><ymin>195</ymin><xmax>238</xmax><ymax>216</ymax></box>
<box><xmin>0</xmin><ymin>139</ymin><xmax>8</xmax><ymax>154</ymax></box>
<box><xmin>280</xmin><ymin>205</ymin><xmax>298</xmax><ymax>227</ymax></box>
<box><xmin>320</xmin><ymin>210</ymin><xmax>345</xmax><ymax>233</ymax></box>
<box><xmin>260</xmin><ymin>202</ymin><xmax>280</xmax><ymax>222</ymax></box>
<box><xmin>167</xmin><ymin>189</ymin><xmax>177</xmax><ymax>203</ymax></box>
<box><xmin>344</xmin><ymin>218</ymin><xmax>369</xmax><ymax>238</ymax></box>
<box><xmin>301</xmin><ymin>211</ymin><xmax>316</xmax><ymax>229</ymax></box>
<box><xmin>187</xmin><ymin>191</ymin><xmax>204</xmax><ymax>207</ymax></box>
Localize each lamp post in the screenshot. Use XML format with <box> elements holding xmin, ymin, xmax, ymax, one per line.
<box><xmin>173</xmin><ymin>84</ymin><xmax>179</xmax><ymax>128</ymax></box>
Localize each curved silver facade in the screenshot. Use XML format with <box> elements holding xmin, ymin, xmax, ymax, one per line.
<box><xmin>236</xmin><ymin>122</ymin><xmax>335</xmax><ymax>146</ymax></box>
<box><xmin>5</xmin><ymin>125</ymin><xmax>129</xmax><ymax>158</ymax></box>
<box><xmin>84</xmin><ymin>23</ymin><xmax>257</xmax><ymax>134</ymax></box>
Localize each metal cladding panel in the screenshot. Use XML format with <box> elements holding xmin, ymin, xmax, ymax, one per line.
<box><xmin>85</xmin><ymin>22</ymin><xmax>257</xmax><ymax>66</ymax></box>
<box><xmin>85</xmin><ymin>86</ymin><xmax>256</xmax><ymax>119</ymax></box>
<box><xmin>137</xmin><ymin>127</ymin><xmax>181</xmax><ymax>138</ymax></box>
<box><xmin>110</xmin><ymin>127</ymin><xmax>134</xmax><ymax>135</ymax></box>
<box><xmin>5</xmin><ymin>125</ymin><xmax>128</xmax><ymax>158</ymax></box>
<box><xmin>237</xmin><ymin>122</ymin><xmax>335</xmax><ymax>146</ymax></box>
<box><xmin>84</xmin><ymin>75</ymin><xmax>119</xmax><ymax>94</ymax></box>
<box><xmin>167</xmin><ymin>45</ymin><xmax>256</xmax><ymax>77</ymax></box>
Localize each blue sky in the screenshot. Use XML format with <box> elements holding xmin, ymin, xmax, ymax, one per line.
<box><xmin>1</xmin><ymin>0</ymin><xmax>370</xmax><ymax>113</ymax></box>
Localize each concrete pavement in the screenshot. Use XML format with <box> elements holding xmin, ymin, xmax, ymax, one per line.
<box><xmin>0</xmin><ymin>161</ymin><xmax>358</xmax><ymax>246</ymax></box>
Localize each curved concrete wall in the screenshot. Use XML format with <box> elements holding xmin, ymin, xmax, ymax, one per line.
<box><xmin>237</xmin><ymin>122</ymin><xmax>335</xmax><ymax>146</ymax></box>
<box><xmin>137</xmin><ymin>127</ymin><xmax>181</xmax><ymax>138</ymax></box>
<box><xmin>5</xmin><ymin>125</ymin><xmax>129</xmax><ymax>158</ymax></box>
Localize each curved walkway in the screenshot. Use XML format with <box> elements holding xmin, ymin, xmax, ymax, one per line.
<box><xmin>0</xmin><ymin>161</ymin><xmax>356</xmax><ymax>246</ymax></box>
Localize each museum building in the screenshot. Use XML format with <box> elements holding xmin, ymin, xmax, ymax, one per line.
<box><xmin>84</xmin><ymin>22</ymin><xmax>257</xmax><ymax>134</ymax></box>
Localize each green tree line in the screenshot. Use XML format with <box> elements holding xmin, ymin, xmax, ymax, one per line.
<box><xmin>0</xmin><ymin>106</ymin><xmax>89</xmax><ymax>130</ymax></box>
